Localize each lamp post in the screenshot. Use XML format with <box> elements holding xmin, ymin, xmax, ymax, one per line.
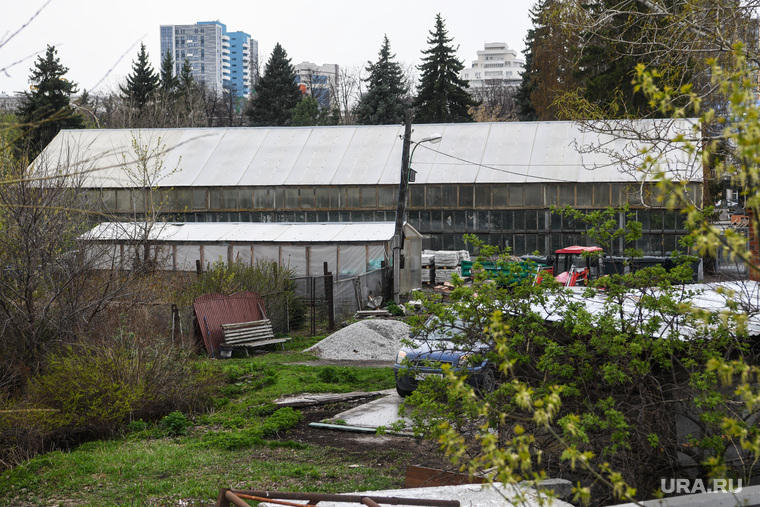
<box><xmin>393</xmin><ymin>114</ymin><xmax>442</xmax><ymax>303</ymax></box>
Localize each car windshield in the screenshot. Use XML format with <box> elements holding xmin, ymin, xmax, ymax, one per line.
<box><xmin>415</xmin><ymin>318</ymin><xmax>466</xmax><ymax>341</ymax></box>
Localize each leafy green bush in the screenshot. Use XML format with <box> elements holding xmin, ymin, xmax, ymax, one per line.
<box><xmin>385</xmin><ymin>302</ymin><xmax>405</xmax><ymax>316</ymax></box>
<box><xmin>160</xmin><ymin>411</ymin><xmax>192</xmax><ymax>437</ymax></box>
<box><xmin>20</xmin><ymin>333</ymin><xmax>221</xmax><ymax>445</ymax></box>
<box><xmin>317</xmin><ymin>366</ymin><xmax>358</xmax><ymax>384</ymax></box>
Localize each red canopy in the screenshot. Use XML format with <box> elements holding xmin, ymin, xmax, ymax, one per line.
<box><xmin>554</xmin><ymin>246</ymin><xmax>603</xmax><ymax>255</ymax></box>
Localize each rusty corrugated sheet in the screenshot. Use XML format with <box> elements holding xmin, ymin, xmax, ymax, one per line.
<box><xmin>193</xmin><ymin>292</ymin><xmax>267</xmax><ymax>357</ymax></box>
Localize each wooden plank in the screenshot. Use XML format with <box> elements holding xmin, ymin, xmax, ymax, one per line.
<box><xmin>404</xmin><ymin>465</ymin><xmax>485</xmax><ymax>489</ymax></box>
<box><xmin>221</xmin><ymin>338</ymin><xmax>288</xmax><ymax>348</ymax></box>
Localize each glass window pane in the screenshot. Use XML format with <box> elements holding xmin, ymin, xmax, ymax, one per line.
<box><xmin>346</xmin><ymin>187</ymin><xmax>361</xmax><ymax>208</ymax></box>
<box><xmin>222</xmin><ymin>188</ymin><xmax>237</xmax><ymax>209</ymax></box>
<box><xmin>427</xmin><ymin>186</ymin><xmax>442</xmax><ymax>208</ymax></box>
<box><xmin>274</xmin><ymin>188</ymin><xmax>285</xmax><ymax>209</ymax></box>
<box><xmin>525</xmin><ymin>184</ymin><xmax>541</xmax><ymax>206</ymax></box>
<box><xmin>577</xmin><ymin>186</ymin><xmax>593</xmax><ymax>206</ymax></box>
<box><xmin>409</xmin><ymin>185</ymin><xmax>425</xmax><ymax>208</ymax></box>
<box><xmin>175</xmin><ymin>189</ymin><xmax>191</xmax><ymax>211</ymax></box>
<box><xmin>331</xmin><ymin>187</ymin><xmax>344</xmax><ymax>209</ymax></box>
<box><xmin>475</xmin><ymin>185</ymin><xmax>490</xmax><ymax>208</ymax></box>
<box><xmin>544</xmin><ymin>184</ymin><xmax>559</xmax><ymax>206</ymax></box>
<box><xmin>459</xmin><ymin>185</ymin><xmax>474</xmax><ymax>208</ymax></box>
<box><xmin>492</xmin><ymin>185</ymin><xmax>507</xmax><ymax>207</ymax></box>
<box><xmin>361</xmin><ymin>187</ymin><xmax>376</xmax><ymax>208</ymax></box>
<box><xmin>253</xmin><ymin>188</ymin><xmax>270</xmax><ymax>209</ymax></box>
<box><xmin>117</xmin><ymin>189</ymin><xmax>131</xmax><ymax>212</ymax></box>
<box><xmin>378</xmin><ymin>186</ymin><xmax>395</xmax><ymax>208</ymax></box>
<box><xmin>594</xmin><ymin>184</ymin><xmax>610</xmax><ymax>206</ymax></box>
<box><xmin>300</xmin><ymin>187</ymin><xmax>314</xmax><ymax>209</ymax></box>
<box><xmin>102</xmin><ymin>189</ymin><xmax>116</xmax><ymax>211</ymax></box>
<box><xmin>238</xmin><ymin>188</ymin><xmax>252</xmax><ymax>209</ymax></box>
<box><xmin>442</xmin><ymin>185</ymin><xmax>457</xmax><ymax>207</ymax></box>
<box><xmin>559</xmin><ymin>184</ymin><xmax>575</xmax><ymax>206</ymax></box>
<box><xmin>315</xmin><ymin>187</ymin><xmax>330</xmax><ymax>208</ymax></box>
<box><xmin>514</xmin><ymin>210</ymin><xmax>525</xmax><ymax>230</ymax></box>
<box><xmin>508</xmin><ymin>186</ymin><xmax>523</xmax><ymax>207</ymax></box>
<box><xmin>430</xmin><ymin>210</ymin><xmax>442</xmax><ymax>232</ymax></box>
<box><xmin>284</xmin><ymin>188</ymin><xmax>299</xmax><ymax>209</ymax></box>
<box><xmin>193</xmin><ymin>189</ymin><xmax>207</xmax><ymax>210</ymax></box>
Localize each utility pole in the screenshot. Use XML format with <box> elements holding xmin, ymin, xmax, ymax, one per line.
<box><xmin>393</xmin><ymin>111</ymin><xmax>413</xmax><ymax>303</ymax></box>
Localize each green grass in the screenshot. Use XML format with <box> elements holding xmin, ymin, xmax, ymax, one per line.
<box><xmin>0</xmin><ymin>347</ymin><xmax>400</xmax><ymax>506</ymax></box>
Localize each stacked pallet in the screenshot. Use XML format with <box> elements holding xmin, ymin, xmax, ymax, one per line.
<box><xmin>421</xmin><ymin>252</ymin><xmax>435</xmax><ymax>284</ymax></box>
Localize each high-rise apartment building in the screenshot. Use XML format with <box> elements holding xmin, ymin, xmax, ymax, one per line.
<box><xmin>460</xmin><ymin>42</ymin><xmax>524</xmax><ymax>89</ymax></box>
<box><xmin>294</xmin><ymin>62</ymin><xmax>339</xmax><ymax>109</ymax></box>
<box><xmin>160</xmin><ymin>21</ymin><xmax>258</xmax><ymax>98</ymax></box>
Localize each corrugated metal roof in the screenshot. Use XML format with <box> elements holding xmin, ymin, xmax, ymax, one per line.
<box><xmin>193</xmin><ymin>292</ymin><xmax>268</xmax><ymax>356</ymax></box>
<box><xmin>37</xmin><ymin>120</ymin><xmax>701</xmax><ymax>188</ymax></box>
<box><xmin>80</xmin><ymin>221</ymin><xmax>397</xmax><ymax>244</ymax></box>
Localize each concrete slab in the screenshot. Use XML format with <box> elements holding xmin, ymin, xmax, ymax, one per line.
<box><xmin>323</xmin><ymin>388</ymin><xmax>413</xmax><ymax>432</ymax></box>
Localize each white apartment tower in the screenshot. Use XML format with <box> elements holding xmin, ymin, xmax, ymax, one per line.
<box><xmin>160</xmin><ymin>21</ymin><xmax>258</xmax><ymax>98</ymax></box>
<box><xmin>461</xmin><ymin>42</ymin><xmax>524</xmax><ymax>89</ymax></box>
<box><xmin>293</xmin><ymin>62</ymin><xmax>339</xmax><ymax>109</ymax></box>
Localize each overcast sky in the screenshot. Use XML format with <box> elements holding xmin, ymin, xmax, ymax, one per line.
<box><xmin>1</xmin><ymin>0</ymin><xmax>537</xmax><ymax>96</ymax></box>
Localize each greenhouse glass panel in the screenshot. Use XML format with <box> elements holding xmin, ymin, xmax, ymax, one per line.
<box><xmin>316</xmin><ymin>187</ymin><xmax>330</xmax><ymax>208</ymax></box>
<box><xmin>442</xmin><ymin>234</ymin><xmax>456</xmax><ymax>250</ymax></box>
<box><xmin>444</xmin><ymin>213</ymin><xmax>454</xmax><ymax>229</ymax></box>
<box><xmin>300</xmin><ymin>188</ymin><xmax>314</xmax><ymax>209</ymax></box>
<box><xmin>317</xmin><ymin>211</ymin><xmax>329</xmax><ymax>222</ymax></box>
<box><xmin>454</xmin><ymin>210</ymin><xmax>466</xmax><ymax>232</ymax></box>
<box><xmin>509</xmin><ymin>185</ymin><xmax>524</xmax><ymax>206</ymax></box>
<box><xmin>280</xmin><ymin>246</ymin><xmax>307</xmax><ymax>276</ymax></box>
<box><xmin>254</xmin><ymin>245</ymin><xmax>280</xmax><ymax>265</ymax></box>
<box><xmin>361</xmin><ymin>187</ymin><xmax>376</xmax><ymax>208</ymax></box>
<box><xmin>378</xmin><ymin>187</ymin><xmax>395</xmax><ymax>208</ymax></box>
<box><xmin>545</xmin><ymin>184</ymin><xmax>559</xmax><ymax>206</ymax></box>
<box><xmin>431</xmin><ymin>210</ymin><xmax>443</xmax><ymax>232</ymax></box>
<box><xmin>490</xmin><ymin>210</ymin><xmax>502</xmax><ymax>231</ymax></box>
<box><xmin>133</xmin><ymin>190</ymin><xmax>146</xmax><ymax>213</ymax></box>
<box><xmin>577</xmin><ymin>186</ymin><xmax>593</xmax><ymax>206</ymax></box>
<box><xmin>409</xmin><ymin>185</ymin><xmax>425</xmax><ymax>208</ymax></box>
<box><xmin>331</xmin><ymin>187</ymin><xmax>344</xmax><ymax>209</ymax></box>
<box><xmin>175</xmin><ymin>245</ymin><xmax>200</xmax><ymax>271</ymax></box>
<box><xmin>253</xmin><ymin>188</ymin><xmax>270</xmax><ymax>209</ymax></box>
<box><xmin>192</xmin><ymin>189</ymin><xmax>207</xmax><ymax>210</ymax></box>
<box><xmin>347</xmin><ymin>187</ymin><xmax>361</xmax><ymax>208</ymax></box>
<box><xmin>477</xmin><ymin>211</ymin><xmax>489</xmax><ymax>232</ymax></box>
<box><xmin>610</xmin><ymin>184</ymin><xmax>623</xmax><ymax>206</ymax></box>
<box><xmin>492</xmin><ymin>185</ymin><xmax>508</xmax><ymax>207</ymax></box>
<box><xmin>102</xmin><ymin>190</ymin><xmax>116</xmax><ymax>211</ymax></box>
<box><xmin>222</xmin><ymin>188</ymin><xmax>238</xmax><ymax>209</ymax></box>
<box><xmin>420</xmin><ymin>210</ymin><xmax>431</xmax><ymax>231</ymax></box>
<box><xmin>502</xmin><ymin>211</ymin><xmax>513</xmax><ymax>230</ymax></box>
<box><xmin>274</xmin><ymin>188</ymin><xmax>285</xmax><ymax>209</ymax></box>
<box><xmin>116</xmin><ymin>190</ymin><xmax>131</xmax><ymax>212</ymax></box>
<box><xmin>650</xmin><ymin>210</ymin><xmax>664</xmax><ymax>231</ymax></box>
<box><xmin>525</xmin><ymin>184</ymin><xmax>541</xmax><ymax>206</ymax></box>
<box><xmin>408</xmin><ymin>211</ymin><xmax>422</xmax><ymax>232</ymax></box>
<box><xmin>525</xmin><ymin>210</ymin><xmax>538</xmax><ymax>230</ymax></box>
<box><xmin>594</xmin><ymin>184</ymin><xmax>610</xmax><ymax>206</ymax></box>
<box><xmin>538</xmin><ymin>211</ymin><xmax>546</xmax><ymax>230</ymax></box>
<box><xmin>204</xmin><ymin>245</ymin><xmax>228</xmax><ymax>267</ymax></box>
<box><xmin>232</xmin><ymin>246</ymin><xmax>252</xmax><ymax>266</ymax></box>
<box><xmin>309</xmin><ymin>245</ymin><xmax>338</xmax><ymax>277</ymax></box>
<box><xmin>559</xmin><ymin>185</ymin><xmax>575</xmax><ymax>206</ymax></box>
<box><xmin>475</xmin><ymin>185</ymin><xmax>490</xmax><ymax>208</ymax></box>
<box><xmin>442</xmin><ymin>185</ymin><xmax>457</xmax><ymax>208</ymax></box>
<box><xmin>367</xmin><ymin>245</ymin><xmax>387</xmax><ymax>272</ymax></box>
<box><xmin>514</xmin><ymin>210</ymin><xmax>526</xmax><ymax>230</ymax></box>
<box><xmin>664</xmin><ymin>211</ymin><xmax>676</xmax><ymax>231</ymax></box>
<box><xmin>526</xmin><ymin>234</ymin><xmax>539</xmax><ymax>254</ymax></box>
<box><xmin>174</xmin><ymin>189</ymin><xmax>191</xmax><ymax>211</ymax></box>
<box><xmin>209</xmin><ymin>189</ymin><xmax>222</xmax><ymax>210</ymax></box>
<box><xmin>664</xmin><ymin>234</ymin><xmax>677</xmax><ymax>253</ymax></box>
<box><xmin>466</xmin><ymin>211</ymin><xmax>476</xmax><ymax>231</ymax></box>
<box><xmin>427</xmin><ymin>186</ymin><xmax>442</xmax><ymax>208</ymax></box>
<box><xmin>238</xmin><ymin>188</ymin><xmax>252</xmax><ymax>209</ymax></box>
<box><xmin>284</xmin><ymin>188</ymin><xmax>299</xmax><ymax>209</ymax></box>
<box><xmin>337</xmin><ymin>245</ymin><xmax>366</xmax><ymax>278</ymax></box>
<box><xmin>459</xmin><ymin>185</ymin><xmax>474</xmax><ymax>208</ymax></box>
<box><xmin>513</xmin><ymin>234</ymin><xmax>525</xmax><ymax>255</ymax></box>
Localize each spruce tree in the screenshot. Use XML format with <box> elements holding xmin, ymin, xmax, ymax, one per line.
<box><xmin>412</xmin><ymin>14</ymin><xmax>479</xmax><ymax>123</ymax></box>
<box><xmin>120</xmin><ymin>42</ymin><xmax>159</xmax><ymax>110</ymax></box>
<box><xmin>355</xmin><ymin>35</ymin><xmax>409</xmax><ymax>125</ymax></box>
<box><xmin>246</xmin><ymin>43</ymin><xmax>302</xmax><ymax>126</ymax></box>
<box><xmin>159</xmin><ymin>49</ymin><xmax>179</xmax><ymax>96</ymax></box>
<box><xmin>16</xmin><ymin>45</ymin><xmax>84</xmax><ymax>158</ymax></box>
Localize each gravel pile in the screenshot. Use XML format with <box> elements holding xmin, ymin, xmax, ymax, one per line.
<box><xmin>304</xmin><ymin>319</ymin><xmax>410</xmax><ymax>362</ymax></box>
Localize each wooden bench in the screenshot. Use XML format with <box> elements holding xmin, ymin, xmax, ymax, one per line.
<box><xmin>220</xmin><ymin>319</ymin><xmax>288</xmax><ymax>355</ymax></box>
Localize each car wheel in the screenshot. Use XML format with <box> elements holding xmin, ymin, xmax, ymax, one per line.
<box><xmin>396</xmin><ymin>385</ymin><xmax>413</xmax><ymax>397</ymax></box>
<box><xmin>477</xmin><ymin>367</ymin><xmax>495</xmax><ymax>396</ymax></box>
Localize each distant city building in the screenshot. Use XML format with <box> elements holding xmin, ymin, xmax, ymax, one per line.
<box><xmin>160</xmin><ymin>21</ymin><xmax>258</xmax><ymax>98</ymax></box>
<box><xmin>460</xmin><ymin>42</ymin><xmax>524</xmax><ymax>89</ymax></box>
<box><xmin>294</xmin><ymin>62</ymin><xmax>339</xmax><ymax>109</ymax></box>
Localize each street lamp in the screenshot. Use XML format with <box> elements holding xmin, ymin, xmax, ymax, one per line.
<box><xmin>393</xmin><ymin>119</ymin><xmax>443</xmax><ymax>303</ymax></box>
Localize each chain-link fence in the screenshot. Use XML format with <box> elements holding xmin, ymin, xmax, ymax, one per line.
<box><xmin>291</xmin><ymin>267</ymin><xmax>390</xmax><ymax>334</ymax></box>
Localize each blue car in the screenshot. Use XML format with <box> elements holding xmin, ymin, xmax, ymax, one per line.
<box><xmin>393</xmin><ymin>318</ymin><xmax>495</xmax><ymax>397</ymax></box>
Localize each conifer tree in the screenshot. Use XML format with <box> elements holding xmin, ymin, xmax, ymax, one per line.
<box><xmin>246</xmin><ymin>43</ymin><xmax>302</xmax><ymax>126</ymax></box>
<box><xmin>120</xmin><ymin>43</ymin><xmax>159</xmax><ymax>110</ymax></box>
<box><xmin>355</xmin><ymin>35</ymin><xmax>409</xmax><ymax>125</ymax></box>
<box><xmin>412</xmin><ymin>14</ymin><xmax>478</xmax><ymax>123</ymax></box>
<box><xmin>159</xmin><ymin>49</ymin><xmax>179</xmax><ymax>96</ymax></box>
<box><xmin>16</xmin><ymin>45</ymin><xmax>84</xmax><ymax>158</ymax></box>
